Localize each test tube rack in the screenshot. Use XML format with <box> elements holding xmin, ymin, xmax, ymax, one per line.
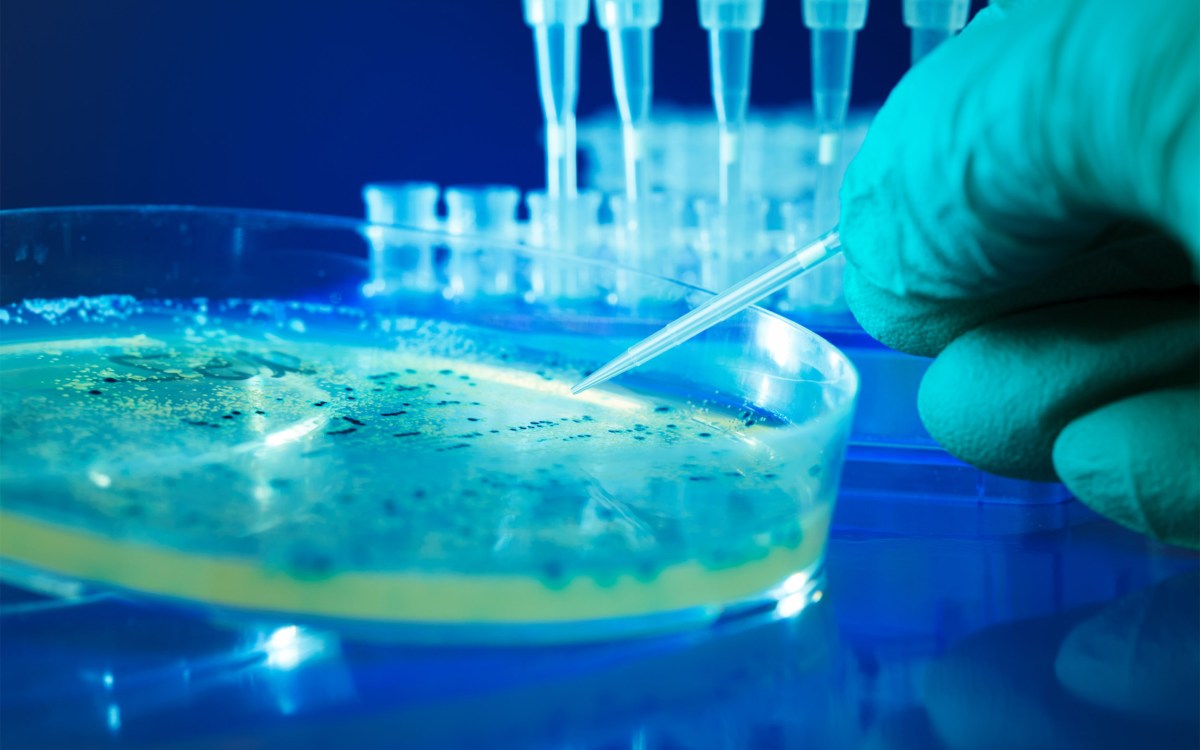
<box><xmin>577</xmin><ymin>105</ymin><xmax>871</xmax><ymax>203</ymax></box>
<box><xmin>363</xmin><ymin>180</ymin><xmax>849</xmax><ymax>317</ymax></box>
<box><xmin>365</xmin><ymin>107</ymin><xmax>872</xmax><ymax>317</ymax></box>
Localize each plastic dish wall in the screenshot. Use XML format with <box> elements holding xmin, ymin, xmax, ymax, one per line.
<box><xmin>0</xmin><ymin>206</ymin><xmax>859</xmax><ymax>642</ymax></box>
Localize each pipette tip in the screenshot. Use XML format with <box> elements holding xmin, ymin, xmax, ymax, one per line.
<box><xmin>571</xmin><ymin>367</ymin><xmax>613</xmax><ymax>395</ymax></box>
<box><xmin>570</xmin><ymin>230</ymin><xmax>844</xmax><ymax>397</ymax></box>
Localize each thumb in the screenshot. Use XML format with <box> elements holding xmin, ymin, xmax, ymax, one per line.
<box><xmin>840</xmin><ymin>0</ymin><xmax>1199</xmax><ymax>299</ymax></box>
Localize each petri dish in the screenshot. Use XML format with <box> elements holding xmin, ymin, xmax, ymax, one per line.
<box><xmin>0</xmin><ymin>206</ymin><xmax>858</xmax><ymax>643</ymax></box>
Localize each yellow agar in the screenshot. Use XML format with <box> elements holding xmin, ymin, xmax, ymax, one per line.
<box><xmin>0</xmin><ymin>507</ymin><xmax>829</xmax><ymax>623</ymax></box>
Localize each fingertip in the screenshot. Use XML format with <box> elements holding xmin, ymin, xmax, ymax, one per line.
<box><xmin>1053</xmin><ymin>387</ymin><xmax>1200</xmax><ymax>548</ymax></box>
<box><xmin>843</xmin><ymin>266</ymin><xmax>972</xmax><ymax>358</ymax></box>
<box><xmin>917</xmin><ymin>339</ymin><xmax>1060</xmax><ymax>481</ymax></box>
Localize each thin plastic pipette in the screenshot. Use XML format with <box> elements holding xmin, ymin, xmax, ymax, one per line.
<box><xmin>699</xmin><ymin>0</ymin><xmax>764</xmax><ymax>207</ymax></box>
<box><xmin>597</xmin><ymin>0</ymin><xmax>662</xmax><ymax>202</ymax></box>
<box><xmin>525</xmin><ymin>0</ymin><xmax>591</xmax><ymax>201</ymax></box>
<box><xmin>571</xmin><ymin>231</ymin><xmax>843</xmax><ymax>394</ymax></box>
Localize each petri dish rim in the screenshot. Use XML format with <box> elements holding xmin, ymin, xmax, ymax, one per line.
<box><xmin>0</xmin><ymin>205</ymin><xmax>859</xmax><ymax>642</ymax></box>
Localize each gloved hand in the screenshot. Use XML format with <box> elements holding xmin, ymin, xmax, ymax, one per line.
<box><xmin>839</xmin><ymin>0</ymin><xmax>1199</xmax><ymax>547</ymax></box>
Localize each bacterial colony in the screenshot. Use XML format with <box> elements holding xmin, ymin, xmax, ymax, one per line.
<box><xmin>0</xmin><ymin>295</ymin><xmax>833</xmax><ymax>625</ymax></box>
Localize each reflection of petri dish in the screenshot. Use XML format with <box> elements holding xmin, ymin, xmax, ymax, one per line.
<box><xmin>0</xmin><ymin>207</ymin><xmax>858</xmax><ymax>642</ymax></box>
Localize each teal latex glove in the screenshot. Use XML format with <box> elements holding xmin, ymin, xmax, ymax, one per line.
<box><xmin>840</xmin><ymin>0</ymin><xmax>1199</xmax><ymax>546</ymax></box>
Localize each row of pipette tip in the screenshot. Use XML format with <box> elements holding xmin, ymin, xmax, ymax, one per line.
<box><xmin>525</xmin><ymin>0</ymin><xmax>972</xmax><ymax>223</ymax></box>
<box><xmin>577</xmin><ymin>106</ymin><xmax>870</xmax><ymax>200</ymax></box>
<box><xmin>362</xmin><ymin>180</ymin><xmax>845</xmax><ymax>314</ymax></box>
<box><xmin>526</xmin><ymin>0</ymin><xmax>973</xmax><ymax>392</ymax></box>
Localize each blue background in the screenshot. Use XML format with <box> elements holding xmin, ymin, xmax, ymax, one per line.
<box><xmin>0</xmin><ymin>0</ymin><xmax>936</xmax><ymax>216</ymax></box>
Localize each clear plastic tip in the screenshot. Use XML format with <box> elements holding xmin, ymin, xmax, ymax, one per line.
<box><xmin>802</xmin><ymin>0</ymin><xmax>869</xmax><ymax>136</ymax></box>
<box><xmin>698</xmin><ymin>0</ymin><xmax>766</xmax><ymax>29</ymax></box>
<box><xmin>525</xmin><ymin>0</ymin><xmax>591</xmax><ymax>200</ymax></box>
<box><xmin>699</xmin><ymin>0</ymin><xmax>765</xmax><ymax>208</ymax></box>
<box><xmin>524</xmin><ymin>0</ymin><xmax>590</xmax><ymax>28</ymax></box>
<box><xmin>903</xmin><ymin>0</ymin><xmax>970</xmax><ymax>65</ymax></box>
<box><xmin>802</xmin><ymin>0</ymin><xmax>868</xmax><ymax>233</ymax></box>
<box><xmin>597</xmin><ymin>0</ymin><xmax>662</xmax><ymax>202</ymax></box>
<box><xmin>572</xmin><ymin>230</ymin><xmax>844</xmax><ymax>394</ymax></box>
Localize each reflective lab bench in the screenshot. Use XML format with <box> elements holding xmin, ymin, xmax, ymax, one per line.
<box><xmin>3</xmin><ymin>492</ymin><xmax>1196</xmax><ymax>750</ymax></box>
<box><xmin>1</xmin><ymin>204</ymin><xmax>1196</xmax><ymax>749</ymax></box>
